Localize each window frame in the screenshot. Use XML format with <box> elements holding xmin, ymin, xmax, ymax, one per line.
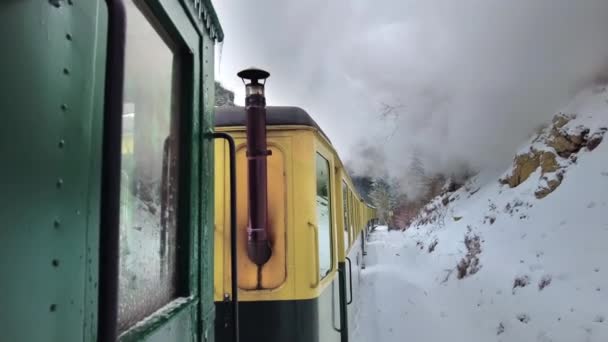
<box><xmin>349</xmin><ymin>190</ymin><xmax>354</xmax><ymax>243</ymax></box>
<box><xmin>342</xmin><ymin>180</ymin><xmax>350</xmax><ymax>245</ymax></box>
<box><xmin>113</xmin><ymin>0</ymin><xmax>203</xmax><ymax>340</ymax></box>
<box><xmin>314</xmin><ymin>151</ymin><xmax>334</xmax><ymax>281</ymax></box>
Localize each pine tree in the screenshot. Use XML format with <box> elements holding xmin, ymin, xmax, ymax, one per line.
<box><xmin>370</xmin><ymin>177</ymin><xmax>399</xmax><ymax>226</ymax></box>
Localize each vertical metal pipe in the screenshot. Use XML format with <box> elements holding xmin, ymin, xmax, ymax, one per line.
<box><xmin>99</xmin><ymin>0</ymin><xmax>126</xmax><ymax>341</ymax></box>
<box><xmin>237</xmin><ymin>68</ymin><xmax>272</xmax><ymax>266</ymax></box>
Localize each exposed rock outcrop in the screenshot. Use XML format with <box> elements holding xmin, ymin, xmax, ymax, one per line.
<box><xmin>215</xmin><ymin>81</ymin><xmax>235</xmax><ymax>106</ymax></box>
<box><xmin>500</xmin><ymin>113</ymin><xmax>606</xmax><ymax>199</ymax></box>
<box><xmin>500</xmin><ymin>151</ymin><xmax>559</xmax><ymax>189</ymax></box>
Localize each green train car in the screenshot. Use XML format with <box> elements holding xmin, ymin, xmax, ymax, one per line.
<box><xmin>0</xmin><ymin>0</ymin><xmax>223</xmax><ymax>341</ymax></box>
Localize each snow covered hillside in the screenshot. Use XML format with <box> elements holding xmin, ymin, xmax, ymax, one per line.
<box><xmin>354</xmin><ymin>85</ymin><xmax>608</xmax><ymax>342</ymax></box>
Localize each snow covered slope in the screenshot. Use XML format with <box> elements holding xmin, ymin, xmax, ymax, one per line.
<box><xmin>354</xmin><ymin>85</ymin><xmax>608</xmax><ymax>342</ymax></box>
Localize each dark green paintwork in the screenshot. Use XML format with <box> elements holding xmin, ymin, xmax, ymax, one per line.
<box><xmin>120</xmin><ymin>298</ymin><xmax>197</xmax><ymax>342</ymax></box>
<box><xmin>200</xmin><ymin>25</ymin><xmax>217</xmax><ymax>342</ymax></box>
<box><xmin>0</xmin><ymin>0</ymin><xmax>220</xmax><ymax>340</ymax></box>
<box><xmin>116</xmin><ymin>0</ymin><xmax>219</xmax><ymax>341</ymax></box>
<box><xmin>0</xmin><ymin>1</ymin><xmax>107</xmax><ymax>341</ymax></box>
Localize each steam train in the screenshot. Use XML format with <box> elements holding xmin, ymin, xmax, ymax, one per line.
<box><xmin>0</xmin><ymin>0</ymin><xmax>376</xmax><ymax>341</ymax></box>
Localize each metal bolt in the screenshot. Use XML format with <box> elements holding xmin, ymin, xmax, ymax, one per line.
<box><xmin>53</xmin><ymin>219</ymin><xmax>61</xmax><ymax>228</ymax></box>
<box><xmin>66</xmin><ymin>33</ymin><xmax>72</xmax><ymax>41</ymax></box>
<box><xmin>52</xmin><ymin>259</ymin><xmax>59</xmax><ymax>267</ymax></box>
<box><xmin>63</xmin><ymin>68</ymin><xmax>70</xmax><ymax>75</ymax></box>
<box><xmin>58</xmin><ymin>139</ymin><xmax>65</xmax><ymax>148</ymax></box>
<box><xmin>61</xmin><ymin>104</ymin><xmax>68</xmax><ymax>111</ymax></box>
<box><xmin>50</xmin><ymin>304</ymin><xmax>57</xmax><ymax>312</ymax></box>
<box><xmin>56</xmin><ymin>179</ymin><xmax>63</xmax><ymax>188</ymax></box>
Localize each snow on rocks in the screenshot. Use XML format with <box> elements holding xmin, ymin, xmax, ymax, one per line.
<box><xmin>354</xmin><ymin>86</ymin><xmax>608</xmax><ymax>342</ymax></box>
<box><xmin>500</xmin><ymin>86</ymin><xmax>608</xmax><ymax>199</ymax></box>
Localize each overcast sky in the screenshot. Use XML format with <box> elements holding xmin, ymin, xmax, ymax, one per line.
<box><xmin>213</xmin><ymin>0</ymin><xmax>608</xmax><ymax>191</ymax></box>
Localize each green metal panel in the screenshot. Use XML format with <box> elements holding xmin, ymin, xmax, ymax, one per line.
<box><xmin>0</xmin><ymin>0</ymin><xmax>221</xmax><ymax>339</ymax></box>
<box><xmin>133</xmin><ymin>306</ymin><xmax>195</xmax><ymax>342</ymax></box>
<box><xmin>0</xmin><ymin>1</ymin><xmax>107</xmax><ymax>341</ymax></box>
<box><xmin>200</xmin><ymin>24</ymin><xmax>217</xmax><ymax>342</ymax></box>
<box><xmin>120</xmin><ymin>298</ymin><xmax>198</xmax><ymax>342</ymax></box>
<box><xmin>84</xmin><ymin>2</ymin><xmax>109</xmax><ymax>341</ymax></box>
<box><xmin>181</xmin><ymin>0</ymin><xmax>224</xmax><ymax>43</ymax></box>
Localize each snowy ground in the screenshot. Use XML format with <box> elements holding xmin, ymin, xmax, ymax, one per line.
<box><xmin>353</xmin><ymin>86</ymin><xmax>608</xmax><ymax>342</ymax></box>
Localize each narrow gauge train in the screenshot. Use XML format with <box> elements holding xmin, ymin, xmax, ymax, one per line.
<box><xmin>1</xmin><ymin>0</ymin><xmax>223</xmax><ymax>341</ymax></box>
<box><xmin>0</xmin><ymin>1</ymin><xmax>377</xmax><ymax>341</ymax></box>
<box><xmin>213</xmin><ymin>69</ymin><xmax>377</xmax><ymax>342</ymax></box>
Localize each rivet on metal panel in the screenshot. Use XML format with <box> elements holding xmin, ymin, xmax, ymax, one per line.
<box><xmin>66</xmin><ymin>33</ymin><xmax>72</xmax><ymax>41</ymax></box>
<box><xmin>63</xmin><ymin>68</ymin><xmax>70</xmax><ymax>75</ymax></box>
<box><xmin>53</xmin><ymin>219</ymin><xmax>61</xmax><ymax>228</ymax></box>
<box><xmin>52</xmin><ymin>259</ymin><xmax>60</xmax><ymax>267</ymax></box>
<box><xmin>58</xmin><ymin>139</ymin><xmax>65</xmax><ymax>148</ymax></box>
<box><xmin>68</xmin><ymin>0</ymin><xmax>73</xmax><ymax>5</ymax></box>
<box><xmin>49</xmin><ymin>0</ymin><xmax>63</xmax><ymax>8</ymax></box>
<box><xmin>61</xmin><ymin>104</ymin><xmax>68</xmax><ymax>111</ymax></box>
<box><xmin>50</xmin><ymin>304</ymin><xmax>57</xmax><ymax>312</ymax></box>
<box><xmin>56</xmin><ymin>179</ymin><xmax>64</xmax><ymax>188</ymax></box>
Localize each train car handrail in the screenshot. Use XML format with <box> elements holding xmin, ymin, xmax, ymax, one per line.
<box><xmin>213</xmin><ymin>132</ymin><xmax>239</xmax><ymax>342</ymax></box>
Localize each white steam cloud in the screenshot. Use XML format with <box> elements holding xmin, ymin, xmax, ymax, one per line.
<box><xmin>214</xmin><ymin>0</ymin><xmax>608</xmax><ymax>195</ymax></box>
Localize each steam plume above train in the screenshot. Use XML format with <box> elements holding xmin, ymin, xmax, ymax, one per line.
<box><xmin>215</xmin><ymin>0</ymin><xmax>608</xmax><ymax>195</ymax></box>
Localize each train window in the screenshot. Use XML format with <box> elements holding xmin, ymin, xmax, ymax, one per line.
<box><xmin>316</xmin><ymin>153</ymin><xmax>333</xmax><ymax>279</ymax></box>
<box><xmin>342</xmin><ymin>181</ymin><xmax>350</xmax><ymax>246</ymax></box>
<box><xmin>117</xmin><ymin>0</ymin><xmax>183</xmax><ymax>332</ymax></box>
<box><xmin>349</xmin><ymin>191</ymin><xmax>354</xmax><ymax>240</ymax></box>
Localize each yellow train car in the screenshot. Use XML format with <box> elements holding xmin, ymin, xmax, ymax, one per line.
<box><xmin>213</xmin><ymin>104</ymin><xmax>377</xmax><ymax>342</ymax></box>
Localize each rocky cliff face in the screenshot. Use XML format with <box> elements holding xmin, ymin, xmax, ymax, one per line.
<box><xmin>500</xmin><ymin>108</ymin><xmax>607</xmax><ymax>199</ymax></box>
<box><xmin>215</xmin><ymin>81</ymin><xmax>235</xmax><ymax>107</ymax></box>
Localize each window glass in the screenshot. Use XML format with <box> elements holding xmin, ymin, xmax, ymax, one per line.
<box><xmin>349</xmin><ymin>191</ymin><xmax>354</xmax><ymax>239</ymax></box>
<box><xmin>118</xmin><ymin>0</ymin><xmax>182</xmax><ymax>332</ymax></box>
<box><xmin>316</xmin><ymin>153</ymin><xmax>333</xmax><ymax>278</ymax></box>
<box><xmin>342</xmin><ymin>181</ymin><xmax>350</xmax><ymax>247</ymax></box>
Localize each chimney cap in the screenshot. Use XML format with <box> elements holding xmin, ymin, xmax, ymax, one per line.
<box><xmin>237</xmin><ymin>67</ymin><xmax>270</xmax><ymax>83</ymax></box>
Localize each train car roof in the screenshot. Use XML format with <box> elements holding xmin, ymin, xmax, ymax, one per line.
<box><xmin>215</xmin><ymin>106</ymin><xmax>331</xmax><ymax>143</ymax></box>
<box><xmin>215</xmin><ymin>105</ymin><xmax>375</xmax><ymax>209</ymax></box>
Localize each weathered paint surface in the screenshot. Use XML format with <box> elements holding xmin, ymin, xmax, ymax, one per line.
<box><xmin>117</xmin><ymin>0</ymin><xmax>219</xmax><ymax>340</ymax></box>
<box><xmin>201</xmin><ymin>22</ymin><xmax>218</xmax><ymax>342</ymax></box>
<box><xmin>0</xmin><ymin>1</ymin><xmax>107</xmax><ymax>340</ymax></box>
<box><xmin>0</xmin><ymin>0</ymin><xmax>221</xmax><ymax>340</ymax></box>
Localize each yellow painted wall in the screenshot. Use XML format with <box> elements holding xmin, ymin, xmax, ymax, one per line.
<box><xmin>214</xmin><ymin>125</ymin><xmax>377</xmax><ymax>302</ymax></box>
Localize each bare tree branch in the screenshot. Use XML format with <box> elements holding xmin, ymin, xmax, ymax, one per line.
<box><xmin>379</xmin><ymin>102</ymin><xmax>406</xmax><ymax>121</ymax></box>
